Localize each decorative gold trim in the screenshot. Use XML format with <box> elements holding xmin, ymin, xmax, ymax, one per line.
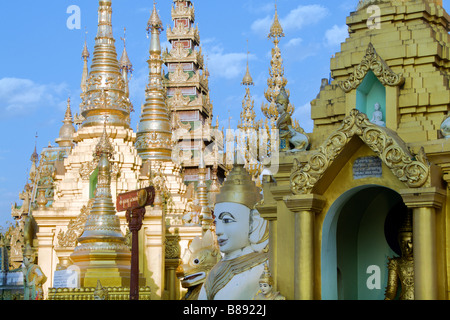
<box><xmin>290</xmin><ymin>109</ymin><xmax>430</xmax><ymax>194</ymax></box>
<box><xmin>57</xmin><ymin>199</ymin><xmax>94</xmax><ymax>248</ymax></box>
<box><xmin>338</xmin><ymin>43</ymin><xmax>405</xmax><ymax>93</ymax></box>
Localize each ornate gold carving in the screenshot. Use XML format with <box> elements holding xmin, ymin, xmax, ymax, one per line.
<box><xmin>5</xmin><ymin>219</ymin><xmax>25</xmax><ymax>269</ymax></box>
<box><xmin>262</xmin><ymin>6</ymin><xmax>296</xmax><ymax>122</ymax></box>
<box><xmin>165</xmin><ymin>233</ymin><xmax>181</xmax><ymax>259</ymax></box>
<box><xmin>339</xmin><ymin>43</ymin><xmax>405</xmax><ymax>93</ymax></box>
<box><xmin>167</xmin><ymin>88</ymin><xmax>191</xmax><ymax>108</ymax></box>
<box><xmin>166</xmin><ymin>24</ymin><xmax>200</xmax><ymax>43</ymax></box>
<box><xmin>169</xmin><ymin>64</ymin><xmax>191</xmax><ymax>83</ymax></box>
<box><xmin>80</xmin><ymin>160</ymin><xmax>98</xmax><ymax>180</ymax></box>
<box><xmin>135</xmin><ymin>132</ymin><xmax>174</xmax><ymax>150</ymax></box>
<box><xmin>171</xmin><ymin>3</ymin><xmax>195</xmax><ymax>21</ymax></box>
<box><xmin>167</xmin><ymin>42</ymin><xmax>191</xmax><ymax>60</ymax></box>
<box><xmin>48</xmin><ymin>286</ymin><xmax>152</xmax><ymax>300</ymax></box>
<box><xmin>290</xmin><ymin>109</ymin><xmax>430</xmax><ymax>194</ymax></box>
<box><xmin>57</xmin><ymin>199</ymin><xmax>94</xmax><ymax>248</ymax></box>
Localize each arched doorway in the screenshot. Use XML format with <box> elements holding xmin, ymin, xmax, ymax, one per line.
<box><xmin>321</xmin><ymin>185</ymin><xmax>407</xmax><ymax>300</ymax></box>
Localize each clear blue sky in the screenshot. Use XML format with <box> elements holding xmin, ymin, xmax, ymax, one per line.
<box><xmin>0</xmin><ymin>0</ymin><xmax>447</xmax><ymax>229</ymax></box>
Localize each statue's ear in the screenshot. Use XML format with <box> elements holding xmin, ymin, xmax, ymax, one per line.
<box><xmin>249</xmin><ymin>209</ymin><xmax>268</xmax><ymax>245</ymax></box>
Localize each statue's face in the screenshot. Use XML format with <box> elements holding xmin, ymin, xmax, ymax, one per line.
<box><xmin>259</xmin><ymin>282</ymin><xmax>272</xmax><ymax>295</ymax></box>
<box><xmin>399</xmin><ymin>232</ymin><xmax>413</xmax><ymax>257</ymax></box>
<box><xmin>214</xmin><ymin>202</ymin><xmax>251</xmax><ymax>255</ymax></box>
<box><xmin>23</xmin><ymin>255</ymin><xmax>33</xmax><ymax>268</ymax></box>
<box><xmin>276</xmin><ymin>102</ymin><xmax>284</xmax><ymax>114</ymax></box>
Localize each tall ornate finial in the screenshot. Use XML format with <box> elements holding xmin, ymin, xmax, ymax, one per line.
<box><xmin>56</xmin><ymin>98</ymin><xmax>76</xmax><ymax>147</ymax></box>
<box><xmin>79</xmin><ymin>0</ymin><xmax>133</xmax><ymax>129</ymax></box>
<box><xmin>94</xmin><ymin>115</ymin><xmax>114</xmax><ymax>160</ymax></box>
<box><xmin>136</xmin><ymin>2</ymin><xmax>173</xmax><ymax>161</ymax></box>
<box><xmin>147</xmin><ymin>0</ymin><xmax>164</xmax><ymax>35</ymax></box>
<box><xmin>268</xmin><ymin>2</ymin><xmax>285</xmax><ymax>42</ymax></box>
<box><xmin>119</xmin><ymin>27</ymin><xmax>133</xmax><ymax>96</ymax></box>
<box><xmin>241</xmin><ymin>40</ymin><xmax>254</xmax><ymax>87</ymax></box>
<box><xmin>82</xmin><ymin>28</ymin><xmax>90</xmax><ymax>60</ymax></box>
<box><xmin>30</xmin><ymin>132</ymin><xmax>39</xmax><ymax>164</ymax></box>
<box><xmin>119</xmin><ymin>28</ymin><xmax>133</xmax><ymax>75</ymax></box>
<box><xmin>262</xmin><ymin>4</ymin><xmax>293</xmax><ymax>121</ymax></box>
<box><xmin>28</xmin><ymin>132</ymin><xmax>40</xmax><ymax>186</ymax></box>
<box><xmin>239</xmin><ymin>44</ymin><xmax>256</xmax><ymax>131</ymax></box>
<box><xmin>238</xmin><ymin>48</ymin><xmax>262</xmax><ymax>184</ymax></box>
<box><xmin>81</xmin><ymin>29</ymin><xmax>90</xmax><ymax>94</ymax></box>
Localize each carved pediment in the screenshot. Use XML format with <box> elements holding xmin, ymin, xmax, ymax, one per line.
<box><xmin>338</xmin><ymin>43</ymin><xmax>404</xmax><ymax>93</ymax></box>
<box><xmin>290</xmin><ymin>109</ymin><xmax>430</xmax><ymax>194</ymax></box>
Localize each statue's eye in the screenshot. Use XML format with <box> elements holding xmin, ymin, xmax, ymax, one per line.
<box><xmin>222</xmin><ymin>217</ymin><xmax>236</xmax><ymax>224</ymax></box>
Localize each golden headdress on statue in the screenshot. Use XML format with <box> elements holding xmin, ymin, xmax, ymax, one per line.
<box><xmin>399</xmin><ymin>211</ymin><xmax>413</xmax><ymax>235</ymax></box>
<box><xmin>275</xmin><ymin>87</ymin><xmax>289</xmax><ymax>106</ymax></box>
<box><xmin>215</xmin><ymin>164</ymin><xmax>262</xmax><ymax>209</ymax></box>
<box><xmin>94</xmin><ymin>280</ymin><xmax>109</xmax><ymax>300</ymax></box>
<box><xmin>259</xmin><ymin>262</ymin><xmax>274</xmax><ymax>286</ymax></box>
<box><xmin>23</xmin><ymin>243</ymin><xmax>34</xmax><ymax>259</ymax></box>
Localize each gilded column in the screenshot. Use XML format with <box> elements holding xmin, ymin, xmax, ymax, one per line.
<box><xmin>284</xmin><ymin>193</ymin><xmax>325</xmax><ymax>300</ymax></box>
<box><xmin>400</xmin><ymin>187</ymin><xmax>446</xmax><ymax>300</ymax></box>
<box><xmin>165</xmin><ymin>230</ymin><xmax>181</xmax><ymax>300</ymax></box>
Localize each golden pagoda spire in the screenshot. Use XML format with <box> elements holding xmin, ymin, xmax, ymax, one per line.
<box><xmin>262</xmin><ymin>4</ymin><xmax>293</xmax><ymax>121</ymax></box>
<box><xmin>241</xmin><ymin>41</ymin><xmax>254</xmax><ymax>87</ymax></box>
<box><xmin>30</xmin><ymin>132</ymin><xmax>39</xmax><ymax>165</ymax></box>
<box><xmin>119</xmin><ymin>27</ymin><xmax>133</xmax><ymax>95</ymax></box>
<box><xmin>79</xmin><ymin>0</ymin><xmax>133</xmax><ymax>129</ymax></box>
<box><xmin>135</xmin><ymin>2</ymin><xmax>173</xmax><ymax>162</ymax></box>
<box><xmin>70</xmin><ymin>119</ymin><xmax>132</xmax><ymax>287</ymax></box>
<box><xmin>55</xmin><ymin>98</ymin><xmax>76</xmax><ymax>147</ymax></box>
<box><xmin>268</xmin><ymin>2</ymin><xmax>285</xmax><ymax>42</ymax></box>
<box><xmin>81</xmin><ymin>30</ymin><xmax>90</xmax><ymax>94</ymax></box>
<box><xmin>239</xmin><ymin>42</ymin><xmax>256</xmax><ymax>131</ymax></box>
<box><xmin>237</xmin><ymin>48</ymin><xmax>262</xmax><ymax>186</ymax></box>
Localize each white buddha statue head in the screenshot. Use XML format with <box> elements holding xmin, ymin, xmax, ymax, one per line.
<box><xmin>214</xmin><ymin>164</ymin><xmax>268</xmax><ymax>260</ymax></box>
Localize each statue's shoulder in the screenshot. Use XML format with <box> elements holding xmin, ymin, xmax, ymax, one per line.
<box><xmin>387</xmin><ymin>256</ymin><xmax>400</xmax><ymax>269</ymax></box>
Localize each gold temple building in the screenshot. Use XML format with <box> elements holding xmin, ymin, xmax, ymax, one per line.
<box><xmin>258</xmin><ymin>0</ymin><xmax>450</xmax><ymax>300</ymax></box>
<box><xmin>3</xmin><ymin>0</ymin><xmax>450</xmax><ymax>301</ymax></box>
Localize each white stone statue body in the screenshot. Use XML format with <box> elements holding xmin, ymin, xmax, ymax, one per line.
<box><xmin>276</xmin><ymin>100</ymin><xmax>309</xmax><ymax>151</ymax></box>
<box><xmin>198</xmin><ymin>202</ymin><xmax>268</xmax><ymax>300</ymax></box>
<box><xmin>370</xmin><ymin>102</ymin><xmax>385</xmax><ymax>127</ymax></box>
